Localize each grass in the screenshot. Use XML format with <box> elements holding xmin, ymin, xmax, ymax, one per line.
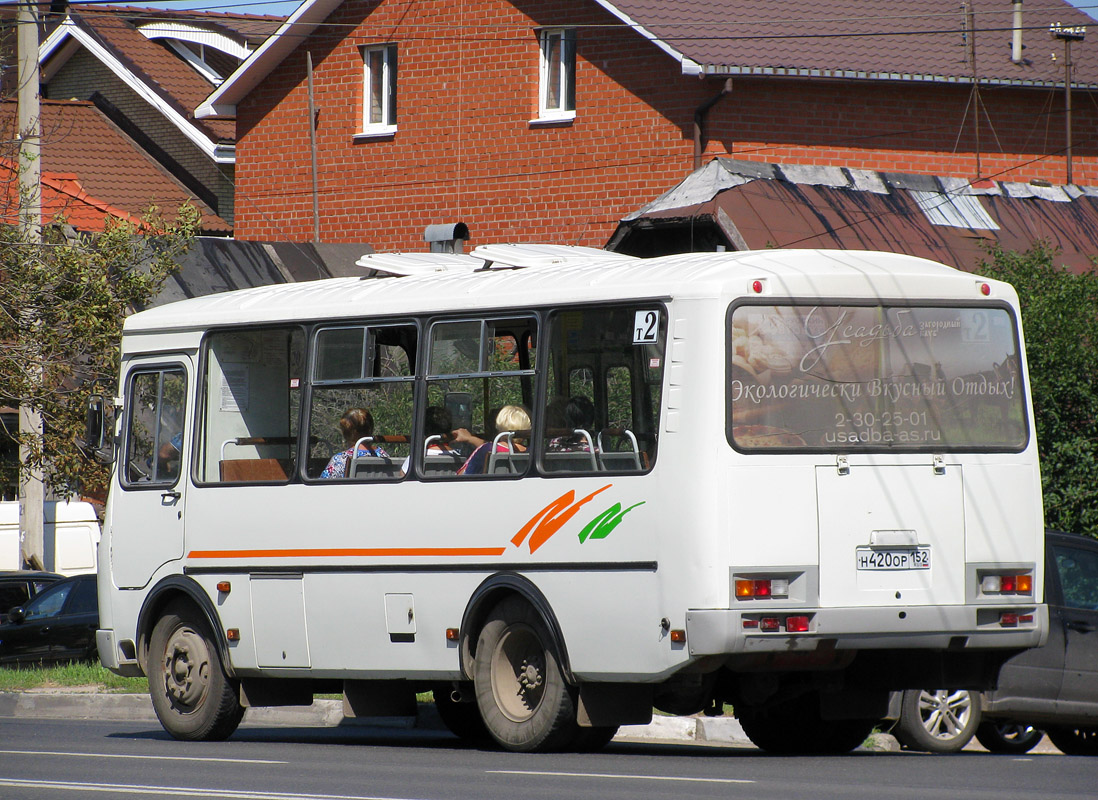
<box><xmin>0</xmin><ymin>665</ymin><xmax>431</xmax><ymax>703</ymax></box>
<box><xmin>0</xmin><ymin>663</ymin><xmax>148</xmax><ymax>694</ymax></box>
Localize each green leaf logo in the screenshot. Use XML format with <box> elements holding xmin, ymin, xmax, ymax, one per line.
<box><xmin>578</xmin><ymin>501</ymin><xmax>645</xmax><ymax>543</ymax></box>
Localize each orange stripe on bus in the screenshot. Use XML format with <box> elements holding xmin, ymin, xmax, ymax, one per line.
<box><xmin>186</xmin><ymin>547</ymin><xmax>508</xmax><ymax>559</ymax></box>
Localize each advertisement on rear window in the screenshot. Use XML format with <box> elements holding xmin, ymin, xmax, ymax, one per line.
<box><xmin>728</xmin><ymin>304</ymin><xmax>1027</xmax><ymax>451</ymax></box>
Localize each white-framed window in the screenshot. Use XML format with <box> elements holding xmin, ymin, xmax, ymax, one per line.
<box><xmin>538</xmin><ymin>28</ymin><xmax>575</xmax><ymax>122</ymax></box>
<box><xmin>361</xmin><ymin>44</ymin><xmax>397</xmax><ymax>135</ymax></box>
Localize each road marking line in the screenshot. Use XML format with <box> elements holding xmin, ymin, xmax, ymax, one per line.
<box><xmin>0</xmin><ymin>749</ymin><xmax>286</xmax><ymax>765</ymax></box>
<box><xmin>487</xmin><ymin>769</ymin><xmax>754</xmax><ymax>784</ymax></box>
<box><xmin>0</xmin><ymin>779</ymin><xmax>425</xmax><ymax>800</ymax></box>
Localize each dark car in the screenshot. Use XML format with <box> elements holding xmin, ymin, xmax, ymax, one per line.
<box><xmin>892</xmin><ymin>530</ymin><xmax>1098</xmax><ymax>755</ymax></box>
<box><xmin>0</xmin><ymin>573</ymin><xmax>98</xmax><ymax>667</ymax></box>
<box><xmin>0</xmin><ymin>570</ymin><xmax>63</xmax><ymax>624</ymax></box>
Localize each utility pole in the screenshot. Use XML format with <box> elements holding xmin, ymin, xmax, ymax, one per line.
<box><xmin>17</xmin><ymin>0</ymin><xmax>45</xmax><ymax>570</ymax></box>
<box><xmin>1051</xmin><ymin>23</ymin><xmax>1086</xmax><ymax>185</ymax></box>
<box><xmin>964</xmin><ymin>1</ymin><xmax>982</xmax><ymax>180</ymax></box>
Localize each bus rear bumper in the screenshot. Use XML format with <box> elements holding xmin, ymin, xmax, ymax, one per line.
<box><xmin>685</xmin><ymin>604</ymin><xmax>1048</xmax><ymax>655</ymax></box>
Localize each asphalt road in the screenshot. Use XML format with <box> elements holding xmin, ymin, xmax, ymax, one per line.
<box><xmin>0</xmin><ymin>717</ymin><xmax>1094</xmax><ymax>800</ymax></box>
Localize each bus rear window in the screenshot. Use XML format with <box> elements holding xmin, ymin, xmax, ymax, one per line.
<box><xmin>728</xmin><ymin>303</ymin><xmax>1027</xmax><ymax>451</ymax></box>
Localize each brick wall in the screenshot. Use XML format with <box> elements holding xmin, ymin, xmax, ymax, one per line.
<box><xmin>233</xmin><ymin>0</ymin><xmax>1098</xmax><ymax>250</ymax></box>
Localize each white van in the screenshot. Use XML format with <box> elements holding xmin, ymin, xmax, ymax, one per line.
<box><xmin>0</xmin><ymin>500</ymin><xmax>101</xmax><ymax>575</ymax></box>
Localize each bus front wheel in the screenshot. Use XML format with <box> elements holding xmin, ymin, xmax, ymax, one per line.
<box><xmin>148</xmin><ymin>601</ymin><xmax>244</xmax><ymax>741</ymax></box>
<box><xmin>473</xmin><ymin>597</ymin><xmax>578</xmax><ymax>752</ymax></box>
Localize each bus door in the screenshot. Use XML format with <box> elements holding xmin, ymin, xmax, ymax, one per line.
<box><xmin>112</xmin><ymin>359</ymin><xmax>191</xmax><ymax>589</ymax></box>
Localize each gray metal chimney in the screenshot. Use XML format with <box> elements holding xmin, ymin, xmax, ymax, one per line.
<box><xmin>1012</xmin><ymin>0</ymin><xmax>1024</xmax><ymax>63</ymax></box>
<box><xmin>424</xmin><ymin>222</ymin><xmax>470</xmax><ymax>254</ymax></box>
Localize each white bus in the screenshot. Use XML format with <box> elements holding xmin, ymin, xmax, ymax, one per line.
<box><xmin>90</xmin><ymin>245</ymin><xmax>1046</xmax><ymax>754</ymax></box>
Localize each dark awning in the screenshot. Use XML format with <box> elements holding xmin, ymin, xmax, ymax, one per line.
<box><xmin>611</xmin><ymin>159</ymin><xmax>1098</xmax><ymax>273</ymax></box>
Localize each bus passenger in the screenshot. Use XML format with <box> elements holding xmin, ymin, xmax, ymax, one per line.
<box><xmin>455</xmin><ymin>405</ymin><xmax>530</xmax><ymax>475</ymax></box>
<box><xmin>547</xmin><ymin>395</ymin><xmax>596</xmax><ymax>452</ymax></box>
<box><xmin>320</xmin><ymin>407</ymin><xmax>389</xmax><ymax>479</ymax></box>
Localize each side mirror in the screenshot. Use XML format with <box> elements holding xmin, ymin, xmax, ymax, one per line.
<box><xmin>85</xmin><ymin>396</ymin><xmax>105</xmax><ymax>448</ymax></box>
<box><xmin>7</xmin><ymin>606</ymin><xmax>26</xmax><ymax>625</ymax></box>
<box><xmin>83</xmin><ymin>395</ymin><xmax>115</xmax><ymax>465</ymax></box>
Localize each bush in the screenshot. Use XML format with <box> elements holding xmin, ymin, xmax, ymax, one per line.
<box><xmin>978</xmin><ymin>243</ymin><xmax>1098</xmax><ymax>537</ymax></box>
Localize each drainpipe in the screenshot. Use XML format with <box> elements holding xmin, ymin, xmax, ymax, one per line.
<box><xmin>693</xmin><ymin>78</ymin><xmax>733</xmax><ymax>172</ymax></box>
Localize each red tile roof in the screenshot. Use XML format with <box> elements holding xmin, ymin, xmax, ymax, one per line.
<box><xmin>61</xmin><ymin>7</ymin><xmax>242</xmax><ymax>144</ymax></box>
<box><xmin>0</xmin><ymin>99</ymin><xmax>230</xmax><ymax>233</ymax></box>
<box><xmin>601</xmin><ymin>0</ymin><xmax>1098</xmax><ymax>86</ymax></box>
<box><xmin>63</xmin><ymin>4</ymin><xmax>284</xmax><ymax>48</ymax></box>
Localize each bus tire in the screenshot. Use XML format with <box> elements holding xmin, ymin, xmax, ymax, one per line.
<box><xmin>738</xmin><ymin>698</ymin><xmax>874</xmax><ymax>754</ymax></box>
<box><xmin>148</xmin><ymin>601</ymin><xmax>244</xmax><ymax>741</ymax></box>
<box><xmin>473</xmin><ymin>596</ymin><xmax>579</xmax><ymax>752</ymax></box>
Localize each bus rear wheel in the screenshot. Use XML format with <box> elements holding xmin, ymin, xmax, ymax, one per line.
<box><xmin>473</xmin><ymin>597</ymin><xmax>579</xmax><ymax>752</ymax></box>
<box><xmin>148</xmin><ymin>602</ymin><xmax>244</xmax><ymax>741</ymax></box>
<box><xmin>738</xmin><ymin>695</ymin><xmax>875</xmax><ymax>754</ymax></box>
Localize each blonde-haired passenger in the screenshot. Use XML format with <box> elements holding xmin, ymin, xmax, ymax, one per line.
<box><xmin>454</xmin><ymin>405</ymin><xmax>530</xmax><ymax>475</ymax></box>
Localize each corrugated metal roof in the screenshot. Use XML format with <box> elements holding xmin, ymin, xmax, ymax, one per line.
<box><xmin>616</xmin><ymin>158</ymin><xmax>1098</xmax><ymax>273</ymax></box>
<box><xmin>123</xmin><ymin>247</ymin><xmax>988</xmax><ymax>335</ymax></box>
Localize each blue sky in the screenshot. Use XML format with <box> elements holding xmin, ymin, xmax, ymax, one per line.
<box><xmin>115</xmin><ymin>1</ymin><xmax>303</xmax><ymax>16</ymax></box>
<box><xmin>1067</xmin><ymin>1</ymin><xmax>1098</xmax><ymax>22</ymax></box>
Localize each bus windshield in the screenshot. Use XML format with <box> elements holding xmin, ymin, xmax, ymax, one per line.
<box><xmin>728</xmin><ymin>303</ymin><xmax>1027</xmax><ymax>451</ymax></box>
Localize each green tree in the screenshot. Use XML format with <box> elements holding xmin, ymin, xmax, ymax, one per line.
<box><xmin>0</xmin><ymin>205</ymin><xmax>198</xmax><ymax>500</ymax></box>
<box><xmin>977</xmin><ymin>242</ymin><xmax>1098</xmax><ymax>537</ymax></box>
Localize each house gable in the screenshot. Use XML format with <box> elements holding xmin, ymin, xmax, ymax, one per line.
<box><xmin>40</xmin><ymin>16</ymin><xmax>234</xmax><ymax>163</ymax></box>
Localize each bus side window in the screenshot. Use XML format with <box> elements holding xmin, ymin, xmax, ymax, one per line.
<box><xmin>197</xmin><ymin>328</ymin><xmax>304</xmax><ymax>484</ymax></box>
<box><xmin>424</xmin><ymin>317</ymin><xmax>536</xmax><ymax>479</ymax></box>
<box><xmin>540</xmin><ymin>305</ymin><xmax>664</xmax><ymax>475</ymax></box>
<box><xmin>306</xmin><ymin>324</ymin><xmax>415</xmax><ymax>481</ymax></box>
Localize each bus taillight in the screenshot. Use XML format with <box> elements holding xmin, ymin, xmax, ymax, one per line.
<box><xmin>734</xmin><ymin>577</ymin><xmax>790</xmax><ymax>599</ymax></box>
<box><xmin>981</xmin><ymin>573</ymin><xmax>1033</xmax><ymax>595</ymax></box>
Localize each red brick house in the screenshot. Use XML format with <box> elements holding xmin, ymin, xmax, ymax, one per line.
<box><xmin>199</xmin><ymin>0</ymin><xmax>1098</xmax><ymax>253</ymax></box>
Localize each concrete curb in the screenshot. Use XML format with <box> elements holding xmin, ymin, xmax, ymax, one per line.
<box><xmin>0</xmin><ymin>690</ymin><xmax>754</xmax><ymax>743</ymax></box>
<box><xmin>0</xmin><ymin>691</ymin><xmax>905</xmax><ymax>750</ymax></box>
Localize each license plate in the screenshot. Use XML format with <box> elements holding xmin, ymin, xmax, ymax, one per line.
<box><xmin>855</xmin><ymin>546</ymin><xmax>931</xmax><ymax>570</ymax></box>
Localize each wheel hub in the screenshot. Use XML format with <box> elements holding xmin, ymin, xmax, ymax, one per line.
<box><xmin>920</xmin><ymin>689</ymin><xmax>970</xmax><ymax>739</ymax></box>
<box><xmin>491</xmin><ymin>624</ymin><xmax>547</xmax><ymax>723</ymax></box>
<box><xmin>163</xmin><ymin>628</ymin><xmax>210</xmax><ymax>709</ymax></box>
<box><xmin>519</xmin><ymin>658</ymin><xmax>543</xmax><ymax>692</ymax></box>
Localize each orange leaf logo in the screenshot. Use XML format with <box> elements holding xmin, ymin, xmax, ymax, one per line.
<box><xmin>512</xmin><ymin>484</ymin><xmax>612</xmax><ymax>553</ymax></box>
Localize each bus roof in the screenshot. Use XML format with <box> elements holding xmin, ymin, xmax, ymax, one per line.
<box><xmin>123</xmin><ymin>248</ymin><xmax>996</xmax><ymax>335</ymax></box>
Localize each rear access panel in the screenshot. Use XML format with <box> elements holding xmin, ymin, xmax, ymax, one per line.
<box><xmin>816</xmin><ymin>463</ymin><xmax>965</xmax><ymax>608</ymax></box>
